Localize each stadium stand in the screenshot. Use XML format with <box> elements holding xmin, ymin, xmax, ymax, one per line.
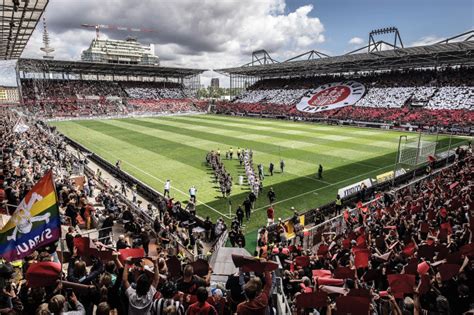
<box><xmin>122</xmin><ymin>82</ymin><xmax>188</xmax><ymax>99</ymax></box>
<box><xmin>253</xmin><ymin>148</ymin><xmax>473</xmax><ymax>314</ymax></box>
<box><xmin>0</xmin><ymin>109</ymin><xmax>239</xmax><ymax>314</ymax></box>
<box><xmin>19</xmin><ymin>79</ymin><xmax>205</xmax><ymax>118</ymax></box>
<box><xmin>1</xmin><ymin>108</ymin><xmax>472</xmax><ymax>315</ymax></box>
<box><xmin>215</xmin><ymin>68</ymin><xmax>474</xmax><ymax>130</ymax></box>
<box><xmin>355</xmin><ymin>87</ymin><xmax>415</xmax><ymax>108</ymax></box>
<box><xmin>0</xmin><ymin>11</ymin><xmax>472</xmax><ymax>312</ymax></box>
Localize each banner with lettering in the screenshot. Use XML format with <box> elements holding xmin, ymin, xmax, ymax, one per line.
<box><xmin>0</xmin><ymin>170</ymin><xmax>60</xmax><ymax>261</ymax></box>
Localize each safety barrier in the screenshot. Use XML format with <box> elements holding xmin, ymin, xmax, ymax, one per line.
<box><xmin>301</xmin><ymin>156</ymin><xmax>465</xmax><ymax>250</ymax></box>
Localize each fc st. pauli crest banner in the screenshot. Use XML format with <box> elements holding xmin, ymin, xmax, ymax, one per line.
<box><xmin>296</xmin><ymin>81</ymin><xmax>365</xmax><ymax>113</ymax></box>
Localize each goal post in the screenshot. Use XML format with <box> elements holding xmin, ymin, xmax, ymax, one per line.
<box><xmin>397</xmin><ymin>134</ymin><xmax>437</xmax><ymax>168</ymax></box>
<box><xmin>392</xmin><ymin>133</ymin><xmax>438</xmax><ymax>185</ymax></box>
<box><xmin>398</xmin><ymin>140</ymin><xmax>437</xmax><ymax>167</ymax></box>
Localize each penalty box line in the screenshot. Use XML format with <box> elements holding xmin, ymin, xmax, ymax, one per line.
<box><xmin>78</xmin><ymin>140</ymin><xmax>233</xmax><ymax>220</ymax></box>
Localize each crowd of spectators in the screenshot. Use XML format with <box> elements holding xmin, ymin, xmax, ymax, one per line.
<box><xmin>216</xmin><ymin>102</ymin><xmax>474</xmax><ymax>129</ymax></box>
<box><xmin>426</xmin><ymin>87</ymin><xmax>473</xmax><ymax>110</ymax></box>
<box><xmin>21</xmin><ymin>100</ymin><xmax>130</xmax><ymax>119</ymax></box>
<box><xmin>19</xmin><ymin>80</ymin><xmax>205</xmax><ymax>119</ymax></box>
<box><xmin>234</xmin><ymin>89</ymin><xmax>306</xmax><ymax>105</ymax></box>
<box><xmin>123</xmin><ymin>82</ymin><xmax>188</xmax><ymax>100</ymax></box>
<box><xmin>127</xmin><ymin>99</ymin><xmax>203</xmax><ymax>115</ymax></box>
<box><xmin>355</xmin><ymin>87</ymin><xmax>415</xmax><ymax>108</ymax></box>
<box><xmin>221</xmin><ymin>68</ymin><xmax>474</xmax><ymax>128</ymax></box>
<box><xmin>21</xmin><ymin>80</ymin><xmax>127</xmax><ymax>100</ymax></box>
<box><xmin>0</xmin><ymin>110</ymin><xmax>266</xmax><ymax>315</ymax></box>
<box><xmin>254</xmin><ymin>146</ymin><xmax>473</xmax><ymax>314</ymax></box>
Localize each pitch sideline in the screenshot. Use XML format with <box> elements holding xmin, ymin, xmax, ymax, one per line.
<box><xmin>77</xmin><ymin>139</ymin><xmax>233</xmax><ymax>220</ymax></box>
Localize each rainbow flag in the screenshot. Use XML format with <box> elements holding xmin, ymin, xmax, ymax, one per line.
<box><xmin>0</xmin><ymin>170</ymin><xmax>61</xmax><ymax>261</ymax></box>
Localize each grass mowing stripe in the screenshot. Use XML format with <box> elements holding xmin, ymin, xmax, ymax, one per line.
<box><xmin>65</xmin><ymin>124</ymin><xmax>232</xmax><ymax>219</ymax></box>
<box><xmin>201</xmin><ymin>115</ymin><xmax>462</xmax><ymax>147</ymax></box>
<box><xmin>189</xmin><ymin>114</ymin><xmax>408</xmax><ymax>141</ymax></box>
<box><xmin>77</xmin><ymin>120</ymin><xmax>211</xmax><ymax>173</ymax></box>
<box><xmin>168</xmin><ymin>115</ymin><xmax>397</xmax><ymax>153</ymax></box>
<box><xmin>107</xmin><ymin>118</ymin><xmax>334</xmax><ymax>186</ymax></box>
<box><xmin>122</xmin><ymin>117</ymin><xmax>380</xmax><ymax>175</ymax></box>
<box><xmin>203</xmin><ymin>115</ymin><xmax>460</xmax><ymax>145</ymax></box>
<box><xmin>165</xmin><ymin>116</ymin><xmax>393</xmax><ymax>169</ymax></box>
<box><xmin>70</xmin><ymin>120</ymin><xmax>229</xmax><ymax>201</ymax></box>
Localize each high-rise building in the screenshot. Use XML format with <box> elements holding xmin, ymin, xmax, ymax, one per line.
<box><xmin>0</xmin><ymin>86</ymin><xmax>19</xmax><ymax>104</ymax></box>
<box><xmin>81</xmin><ymin>37</ymin><xmax>159</xmax><ymax>65</ymax></box>
<box><xmin>210</xmin><ymin>78</ymin><xmax>219</xmax><ymax>88</ymax></box>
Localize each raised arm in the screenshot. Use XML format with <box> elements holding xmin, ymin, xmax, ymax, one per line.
<box><xmin>122</xmin><ymin>261</ymin><xmax>130</xmax><ymax>290</ymax></box>
<box><xmin>152</xmin><ymin>259</ymin><xmax>160</xmax><ymax>288</ymax></box>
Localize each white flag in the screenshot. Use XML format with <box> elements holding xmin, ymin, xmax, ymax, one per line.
<box><xmin>13</xmin><ymin>117</ymin><xmax>29</xmax><ymax>133</ymax></box>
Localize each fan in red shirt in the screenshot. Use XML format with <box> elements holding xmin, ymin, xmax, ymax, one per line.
<box><xmin>186</xmin><ymin>287</ymin><xmax>217</xmax><ymax>315</ymax></box>
<box><xmin>236</xmin><ymin>270</ymin><xmax>273</xmax><ymax>315</ymax></box>
<box><xmin>266</xmin><ymin>206</ymin><xmax>274</xmax><ymax>225</ymax></box>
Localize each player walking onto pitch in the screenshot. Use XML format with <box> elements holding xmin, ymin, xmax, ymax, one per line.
<box><xmin>318</xmin><ymin>164</ymin><xmax>323</xmax><ymax>179</ymax></box>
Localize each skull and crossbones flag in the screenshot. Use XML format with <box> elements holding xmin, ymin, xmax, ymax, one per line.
<box><xmin>0</xmin><ymin>170</ymin><xmax>60</xmax><ymax>261</ymax></box>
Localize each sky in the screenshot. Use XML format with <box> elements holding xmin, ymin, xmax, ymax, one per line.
<box><xmin>10</xmin><ymin>0</ymin><xmax>474</xmax><ymax>86</ymax></box>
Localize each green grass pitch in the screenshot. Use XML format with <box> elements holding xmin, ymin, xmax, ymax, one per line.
<box><xmin>50</xmin><ymin>114</ymin><xmax>466</xmax><ymax>246</ymax></box>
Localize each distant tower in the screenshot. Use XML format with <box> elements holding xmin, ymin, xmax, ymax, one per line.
<box><xmin>40</xmin><ymin>17</ymin><xmax>55</xmax><ymax>59</ymax></box>
<box><xmin>210</xmin><ymin>78</ymin><xmax>220</xmax><ymax>88</ymax></box>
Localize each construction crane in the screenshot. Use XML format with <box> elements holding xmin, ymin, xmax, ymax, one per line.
<box><xmin>81</xmin><ymin>24</ymin><xmax>155</xmax><ymax>40</ymax></box>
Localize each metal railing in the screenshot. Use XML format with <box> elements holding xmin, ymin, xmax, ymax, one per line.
<box><xmin>124</xmin><ymin>199</ymin><xmax>198</xmax><ymax>261</ymax></box>
<box><xmin>82</xmin><ymin>164</ymin><xmax>199</xmax><ymax>261</ymax></box>
<box><xmin>60</xmin><ymin>226</ymin><xmax>115</xmax><ymax>256</ymax></box>
<box><xmin>302</xmin><ymin>155</ymin><xmax>465</xmax><ymax>250</ymax></box>
<box><xmin>208</xmin><ymin>230</ymin><xmax>229</xmax><ymax>267</ymax></box>
<box><xmin>273</xmin><ymin>277</ymin><xmax>292</xmax><ymax>315</ymax></box>
<box><xmin>261</xmin><ymin>148</ymin><xmax>458</xmax><ymax>246</ymax></box>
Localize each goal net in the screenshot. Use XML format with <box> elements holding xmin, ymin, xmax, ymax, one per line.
<box><xmin>398</xmin><ymin>140</ymin><xmax>437</xmax><ymax>167</ymax></box>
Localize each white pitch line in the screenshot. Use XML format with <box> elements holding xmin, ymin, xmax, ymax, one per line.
<box><xmin>251</xmin><ymin>163</ymin><xmax>396</xmax><ymax>213</ymax></box>
<box><xmin>296</xmin><ymin>173</ymin><xmax>331</xmax><ymax>185</ymax></box>
<box><xmin>251</xmin><ymin>140</ymin><xmax>459</xmax><ymax>213</ymax></box>
<box><xmin>78</xmin><ymin>139</ymin><xmax>232</xmax><ymax>220</ymax></box>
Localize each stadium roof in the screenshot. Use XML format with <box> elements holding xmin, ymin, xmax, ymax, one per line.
<box><xmin>18</xmin><ymin>58</ymin><xmax>205</xmax><ymax>78</ymax></box>
<box><xmin>1</xmin><ymin>0</ymin><xmax>49</xmax><ymax>60</ymax></box>
<box><xmin>217</xmin><ymin>39</ymin><xmax>474</xmax><ymax>78</ymax></box>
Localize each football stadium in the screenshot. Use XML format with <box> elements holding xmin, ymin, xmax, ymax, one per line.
<box><xmin>0</xmin><ymin>0</ymin><xmax>473</xmax><ymax>314</ymax></box>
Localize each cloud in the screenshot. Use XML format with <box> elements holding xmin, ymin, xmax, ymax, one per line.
<box><xmin>410</xmin><ymin>35</ymin><xmax>443</xmax><ymax>47</ymax></box>
<box><xmin>410</xmin><ymin>31</ymin><xmax>473</xmax><ymax>47</ymax></box>
<box><xmin>22</xmin><ymin>0</ymin><xmax>326</xmax><ymax>83</ymax></box>
<box><xmin>348</xmin><ymin>37</ymin><xmax>364</xmax><ymax>45</ymax></box>
<box><xmin>0</xmin><ymin>60</ymin><xmax>18</xmax><ymax>87</ymax></box>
